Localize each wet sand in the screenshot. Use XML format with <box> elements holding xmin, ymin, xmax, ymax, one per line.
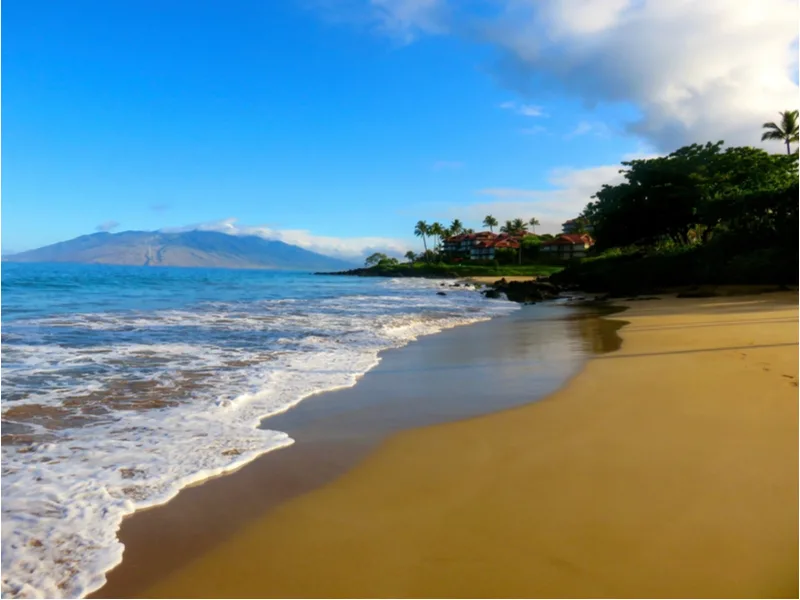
<box><xmin>132</xmin><ymin>292</ymin><xmax>799</xmax><ymax>599</ymax></box>
<box><xmin>93</xmin><ymin>302</ymin><xmax>620</xmax><ymax>598</ymax></box>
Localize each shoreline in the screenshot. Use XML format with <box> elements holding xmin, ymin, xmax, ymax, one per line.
<box><xmin>132</xmin><ymin>291</ymin><xmax>797</xmax><ymax>598</ymax></box>
<box><xmin>92</xmin><ymin>301</ymin><xmax>617</xmax><ymax>598</ymax></box>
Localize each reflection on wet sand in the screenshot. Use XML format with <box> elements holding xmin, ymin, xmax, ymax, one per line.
<box><xmin>93</xmin><ymin>303</ymin><xmax>621</xmax><ymax>599</ymax></box>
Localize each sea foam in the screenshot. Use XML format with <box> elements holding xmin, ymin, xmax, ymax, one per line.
<box><xmin>1</xmin><ymin>277</ymin><xmax>518</xmax><ymax>598</ymax></box>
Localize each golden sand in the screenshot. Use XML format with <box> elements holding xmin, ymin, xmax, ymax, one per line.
<box><xmin>141</xmin><ymin>293</ymin><xmax>799</xmax><ymax>599</ymax></box>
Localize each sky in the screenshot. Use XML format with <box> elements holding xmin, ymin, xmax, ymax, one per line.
<box><xmin>3</xmin><ymin>0</ymin><xmax>798</xmax><ymax>260</ymax></box>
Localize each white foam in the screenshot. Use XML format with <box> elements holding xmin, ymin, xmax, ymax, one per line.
<box><xmin>1</xmin><ymin>279</ymin><xmax>518</xmax><ymax>598</ymax></box>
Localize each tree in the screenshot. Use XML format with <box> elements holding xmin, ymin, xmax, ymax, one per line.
<box><xmin>404</xmin><ymin>250</ymin><xmax>416</xmax><ymax>263</ymax></box>
<box><xmin>528</xmin><ymin>217</ymin><xmax>540</xmax><ymax>234</ymax></box>
<box><xmin>584</xmin><ymin>141</ymin><xmax>798</xmax><ymax>250</ymax></box>
<box><xmin>365</xmin><ymin>252</ymin><xmax>389</xmax><ymax>267</ymax></box>
<box><xmin>449</xmin><ymin>219</ymin><xmax>464</xmax><ymax>236</ymax></box>
<box><xmin>521</xmin><ymin>235</ymin><xmax>542</xmax><ymax>260</ymax></box>
<box><xmin>500</xmin><ymin>220</ymin><xmax>514</xmax><ymax>234</ymax></box>
<box><xmin>482</xmin><ymin>215</ymin><xmax>498</xmax><ymax>232</ymax></box>
<box><xmin>762</xmin><ymin>110</ymin><xmax>799</xmax><ymax>155</ymax></box>
<box><xmin>430</xmin><ymin>222</ymin><xmax>445</xmax><ymax>251</ymax></box>
<box><xmin>414</xmin><ymin>220</ymin><xmax>429</xmax><ymax>256</ymax></box>
<box><xmin>511</xmin><ymin>218</ymin><xmax>528</xmax><ymax>235</ymax></box>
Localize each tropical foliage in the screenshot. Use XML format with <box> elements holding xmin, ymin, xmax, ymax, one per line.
<box><xmin>761</xmin><ymin>110</ymin><xmax>799</xmax><ymax>155</ymax></box>
<box><xmin>554</xmin><ymin>137</ymin><xmax>799</xmax><ymax>292</ymax></box>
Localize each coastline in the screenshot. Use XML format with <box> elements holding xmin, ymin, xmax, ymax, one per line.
<box><xmin>93</xmin><ymin>301</ymin><xmax>616</xmax><ymax>598</ymax></box>
<box><xmin>132</xmin><ymin>291</ymin><xmax>797</xmax><ymax>599</ymax></box>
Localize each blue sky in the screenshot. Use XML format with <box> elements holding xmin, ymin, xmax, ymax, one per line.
<box><xmin>3</xmin><ymin>0</ymin><xmax>797</xmax><ymax>259</ymax></box>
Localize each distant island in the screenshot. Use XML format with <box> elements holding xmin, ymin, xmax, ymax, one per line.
<box><xmin>3</xmin><ymin>230</ymin><xmax>356</xmax><ymax>271</ymax></box>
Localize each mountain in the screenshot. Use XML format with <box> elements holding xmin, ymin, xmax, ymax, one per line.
<box><xmin>3</xmin><ymin>230</ymin><xmax>357</xmax><ymax>271</ymax></box>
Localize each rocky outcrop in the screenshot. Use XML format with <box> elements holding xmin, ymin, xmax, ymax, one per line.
<box><xmin>481</xmin><ymin>278</ymin><xmax>562</xmax><ymax>303</ymax></box>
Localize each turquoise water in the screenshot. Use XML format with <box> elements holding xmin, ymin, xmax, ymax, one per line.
<box><xmin>1</xmin><ymin>263</ymin><xmax>518</xmax><ymax>599</ymax></box>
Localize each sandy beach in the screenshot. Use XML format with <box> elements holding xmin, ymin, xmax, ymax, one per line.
<box><xmin>108</xmin><ymin>293</ymin><xmax>797</xmax><ymax>598</ymax></box>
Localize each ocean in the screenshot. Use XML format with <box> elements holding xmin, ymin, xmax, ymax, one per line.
<box><xmin>0</xmin><ymin>263</ymin><xmax>519</xmax><ymax>599</ymax></box>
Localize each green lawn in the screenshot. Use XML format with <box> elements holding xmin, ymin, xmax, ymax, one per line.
<box><xmin>336</xmin><ymin>262</ymin><xmax>565</xmax><ymax>278</ymax></box>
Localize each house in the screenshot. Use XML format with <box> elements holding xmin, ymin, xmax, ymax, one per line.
<box><xmin>442</xmin><ymin>231</ymin><xmax>497</xmax><ymax>256</ymax></box>
<box><xmin>562</xmin><ymin>218</ymin><xmax>594</xmax><ymax>234</ymax></box>
<box><xmin>441</xmin><ymin>230</ymin><xmax>526</xmax><ymax>261</ymax></box>
<box><xmin>540</xmin><ymin>233</ymin><xmax>594</xmax><ymax>258</ymax></box>
<box><xmin>469</xmin><ymin>237</ymin><xmax>520</xmax><ymax>261</ymax></box>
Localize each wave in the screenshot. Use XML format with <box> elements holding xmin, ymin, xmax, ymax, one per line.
<box><xmin>1</xmin><ymin>278</ymin><xmax>517</xmax><ymax>598</ymax></box>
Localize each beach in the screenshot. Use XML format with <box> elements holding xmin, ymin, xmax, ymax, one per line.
<box><xmin>98</xmin><ymin>292</ymin><xmax>797</xmax><ymax>599</ymax></box>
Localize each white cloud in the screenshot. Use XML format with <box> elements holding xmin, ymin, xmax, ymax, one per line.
<box><xmin>369</xmin><ymin>0</ymin><xmax>448</xmax><ymax>42</ymax></box>
<box><xmin>437</xmin><ymin>151</ymin><xmax>657</xmax><ymax>234</ymax></box>
<box><xmin>485</xmin><ymin>0</ymin><xmax>800</xmax><ymax>150</ymax></box>
<box><xmin>432</xmin><ymin>160</ymin><xmax>464</xmax><ymax>170</ymax></box>
<box><xmin>160</xmin><ymin>218</ymin><xmax>412</xmax><ymax>261</ymax></box>
<box><xmin>565</xmin><ymin>120</ymin><xmax>612</xmax><ymax>139</ymax></box>
<box><xmin>318</xmin><ymin>1</ymin><xmax>799</xmax><ymax>151</ymax></box>
<box><xmin>95</xmin><ymin>220</ymin><xmax>120</xmax><ymax>232</ymax></box>
<box><xmin>499</xmin><ymin>100</ymin><xmax>547</xmax><ymax>117</ymax></box>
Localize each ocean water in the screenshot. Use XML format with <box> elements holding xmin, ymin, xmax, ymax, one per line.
<box><xmin>0</xmin><ymin>263</ymin><xmax>519</xmax><ymax>599</ymax></box>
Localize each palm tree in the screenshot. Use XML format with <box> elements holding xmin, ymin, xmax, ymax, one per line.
<box><xmin>528</xmin><ymin>217</ymin><xmax>540</xmax><ymax>234</ymax></box>
<box><xmin>482</xmin><ymin>215</ymin><xmax>498</xmax><ymax>232</ymax></box>
<box><xmin>430</xmin><ymin>222</ymin><xmax>445</xmax><ymax>251</ymax></box>
<box><xmin>414</xmin><ymin>220</ymin><xmax>429</xmax><ymax>255</ymax></box>
<box><xmin>500</xmin><ymin>219</ymin><xmax>514</xmax><ymax>234</ymax></box>
<box><xmin>404</xmin><ymin>250</ymin><xmax>416</xmax><ymax>263</ymax></box>
<box><xmin>510</xmin><ymin>218</ymin><xmax>528</xmax><ymax>235</ymax></box>
<box><xmin>762</xmin><ymin>110</ymin><xmax>799</xmax><ymax>155</ymax></box>
<box><xmin>450</xmin><ymin>219</ymin><xmax>464</xmax><ymax>236</ymax></box>
<box><xmin>464</xmin><ymin>228</ymin><xmax>475</xmax><ymax>234</ymax></box>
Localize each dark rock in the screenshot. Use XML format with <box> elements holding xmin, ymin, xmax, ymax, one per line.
<box><xmin>482</xmin><ymin>289</ymin><xmax>503</xmax><ymax>299</ymax></box>
<box><xmin>436</xmin><ymin>291</ymin><xmax>447</xmax><ymax>296</ymax></box>
<box><xmin>489</xmin><ymin>280</ymin><xmax>562</xmax><ymax>303</ymax></box>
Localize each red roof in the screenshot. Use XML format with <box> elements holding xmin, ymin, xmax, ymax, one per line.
<box><xmin>494</xmin><ymin>240</ymin><xmax>520</xmax><ymax>249</ymax></box>
<box><xmin>542</xmin><ymin>233</ymin><xmax>594</xmax><ymax>246</ymax></box>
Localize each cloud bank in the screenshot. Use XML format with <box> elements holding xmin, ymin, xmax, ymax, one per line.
<box><xmin>95</xmin><ymin>221</ymin><xmax>120</xmax><ymax>232</ymax></box>
<box><xmin>433</xmin><ymin>150</ymin><xmax>659</xmax><ymax>234</ymax></box>
<box><xmin>161</xmin><ymin>218</ymin><xmax>411</xmax><ymax>261</ymax></box>
<box><xmin>319</xmin><ymin>0</ymin><xmax>799</xmax><ymax>151</ymax></box>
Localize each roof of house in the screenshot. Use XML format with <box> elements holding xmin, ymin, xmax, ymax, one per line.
<box><xmin>541</xmin><ymin>233</ymin><xmax>594</xmax><ymax>246</ymax></box>
<box><xmin>444</xmin><ymin>231</ymin><xmax>498</xmax><ymax>243</ymax></box>
<box><xmin>474</xmin><ymin>239</ymin><xmax>520</xmax><ymax>249</ymax></box>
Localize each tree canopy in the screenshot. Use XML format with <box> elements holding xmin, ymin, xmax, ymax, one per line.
<box><xmin>583</xmin><ymin>142</ymin><xmax>798</xmax><ymax>250</ymax></box>
<box><xmin>762</xmin><ymin>110</ymin><xmax>799</xmax><ymax>155</ymax></box>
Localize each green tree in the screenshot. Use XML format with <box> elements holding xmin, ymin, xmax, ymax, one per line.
<box><xmin>482</xmin><ymin>215</ymin><xmax>498</xmax><ymax>232</ymax></box>
<box><xmin>521</xmin><ymin>235</ymin><xmax>542</xmax><ymax>261</ymax></box>
<box><xmin>414</xmin><ymin>220</ymin><xmax>429</xmax><ymax>256</ymax></box>
<box><xmin>365</xmin><ymin>252</ymin><xmax>389</xmax><ymax>267</ymax></box>
<box><xmin>429</xmin><ymin>222</ymin><xmax>445</xmax><ymax>251</ymax></box>
<box><xmin>584</xmin><ymin>141</ymin><xmax>798</xmax><ymax>250</ymax></box>
<box><xmin>449</xmin><ymin>219</ymin><xmax>464</xmax><ymax>236</ymax></box>
<box><xmin>528</xmin><ymin>217</ymin><xmax>540</xmax><ymax>234</ymax></box>
<box><xmin>404</xmin><ymin>250</ymin><xmax>416</xmax><ymax>263</ymax></box>
<box><xmin>511</xmin><ymin>218</ymin><xmax>528</xmax><ymax>235</ymax></box>
<box><xmin>762</xmin><ymin>110</ymin><xmax>799</xmax><ymax>155</ymax></box>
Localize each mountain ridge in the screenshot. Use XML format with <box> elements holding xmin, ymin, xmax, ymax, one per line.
<box><xmin>3</xmin><ymin>230</ymin><xmax>357</xmax><ymax>271</ymax></box>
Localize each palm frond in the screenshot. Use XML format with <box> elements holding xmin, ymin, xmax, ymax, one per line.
<box><xmin>762</xmin><ymin>130</ymin><xmax>785</xmax><ymax>141</ymax></box>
